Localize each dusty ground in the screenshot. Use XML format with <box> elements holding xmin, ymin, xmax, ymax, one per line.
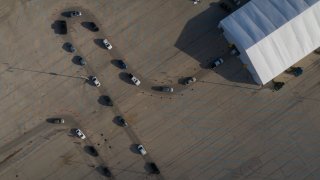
<box><xmin>0</xmin><ymin>0</ymin><xmax>319</xmax><ymax>180</ymax></box>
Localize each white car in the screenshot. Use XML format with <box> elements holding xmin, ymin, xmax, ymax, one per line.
<box><xmin>137</xmin><ymin>144</ymin><xmax>147</xmax><ymax>155</ymax></box>
<box><xmin>70</xmin><ymin>11</ymin><xmax>82</xmax><ymax>17</ymax></box>
<box><xmin>103</xmin><ymin>39</ymin><xmax>112</xmax><ymax>50</ymax></box>
<box><xmin>75</xmin><ymin>129</ymin><xmax>86</xmax><ymax>139</ymax></box>
<box><xmin>91</xmin><ymin>76</ymin><xmax>101</xmax><ymax>87</ymax></box>
<box><xmin>128</xmin><ymin>73</ymin><xmax>141</xmax><ymax>86</ymax></box>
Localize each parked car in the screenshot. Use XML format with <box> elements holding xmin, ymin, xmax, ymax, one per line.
<box><xmin>103</xmin><ymin>96</ymin><xmax>113</xmax><ymax>106</ymax></box>
<box><xmin>78</xmin><ymin>56</ymin><xmax>86</xmax><ymax>66</ymax></box>
<box><xmin>56</xmin><ymin>20</ymin><xmax>67</xmax><ymax>34</ymax></box>
<box><xmin>91</xmin><ymin>76</ymin><xmax>101</xmax><ymax>87</ymax></box>
<box><xmin>66</xmin><ymin>42</ymin><xmax>76</xmax><ymax>53</ymax></box>
<box><xmin>116</xmin><ymin>116</ymin><xmax>128</xmax><ymax>127</ymax></box>
<box><xmin>128</xmin><ymin>73</ymin><xmax>141</xmax><ymax>86</ymax></box>
<box><xmin>75</xmin><ymin>129</ymin><xmax>86</xmax><ymax>139</ymax></box>
<box><xmin>86</xmin><ymin>146</ymin><xmax>98</xmax><ymax>157</ymax></box>
<box><xmin>100</xmin><ymin>166</ymin><xmax>111</xmax><ymax>177</ymax></box>
<box><xmin>87</xmin><ymin>22</ymin><xmax>99</xmax><ymax>32</ymax></box>
<box><xmin>53</xmin><ymin>118</ymin><xmax>65</xmax><ymax>124</ymax></box>
<box><xmin>137</xmin><ymin>144</ymin><xmax>147</xmax><ymax>155</ymax></box>
<box><xmin>118</xmin><ymin>60</ymin><xmax>127</xmax><ymax>69</ymax></box>
<box><xmin>211</xmin><ymin>57</ymin><xmax>224</xmax><ymax>69</ymax></box>
<box><xmin>149</xmin><ymin>162</ymin><xmax>160</xmax><ymax>174</ymax></box>
<box><xmin>184</xmin><ymin>77</ymin><xmax>196</xmax><ymax>85</ymax></box>
<box><xmin>160</xmin><ymin>86</ymin><xmax>173</xmax><ymax>92</ymax></box>
<box><xmin>70</xmin><ymin>11</ymin><xmax>82</xmax><ymax>17</ymax></box>
<box><xmin>103</xmin><ymin>39</ymin><xmax>112</xmax><ymax>50</ymax></box>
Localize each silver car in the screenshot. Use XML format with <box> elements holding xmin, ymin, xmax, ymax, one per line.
<box><xmin>75</xmin><ymin>129</ymin><xmax>86</xmax><ymax>139</ymax></box>
<box><xmin>137</xmin><ymin>144</ymin><xmax>147</xmax><ymax>155</ymax></box>
<box><xmin>91</xmin><ymin>76</ymin><xmax>101</xmax><ymax>87</ymax></box>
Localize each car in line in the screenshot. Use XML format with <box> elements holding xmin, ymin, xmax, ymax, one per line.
<box><xmin>211</xmin><ymin>57</ymin><xmax>224</xmax><ymax>69</ymax></box>
<box><xmin>137</xmin><ymin>144</ymin><xmax>147</xmax><ymax>156</ymax></box>
<box><xmin>149</xmin><ymin>162</ymin><xmax>160</xmax><ymax>174</ymax></box>
<box><xmin>66</xmin><ymin>42</ymin><xmax>76</xmax><ymax>53</ymax></box>
<box><xmin>75</xmin><ymin>129</ymin><xmax>86</xmax><ymax>139</ymax></box>
<box><xmin>102</xmin><ymin>96</ymin><xmax>113</xmax><ymax>106</ymax></box>
<box><xmin>117</xmin><ymin>60</ymin><xmax>127</xmax><ymax>69</ymax></box>
<box><xmin>70</xmin><ymin>11</ymin><xmax>82</xmax><ymax>17</ymax></box>
<box><xmin>91</xmin><ymin>76</ymin><xmax>101</xmax><ymax>87</ymax></box>
<box><xmin>116</xmin><ymin>116</ymin><xmax>128</xmax><ymax>127</ymax></box>
<box><xmin>184</xmin><ymin>77</ymin><xmax>196</xmax><ymax>85</ymax></box>
<box><xmin>86</xmin><ymin>22</ymin><xmax>99</xmax><ymax>32</ymax></box>
<box><xmin>103</xmin><ymin>39</ymin><xmax>112</xmax><ymax>50</ymax></box>
<box><xmin>77</xmin><ymin>56</ymin><xmax>86</xmax><ymax>66</ymax></box>
<box><xmin>128</xmin><ymin>73</ymin><xmax>141</xmax><ymax>86</ymax></box>
<box><xmin>86</xmin><ymin>146</ymin><xmax>98</xmax><ymax>157</ymax></box>
<box><xmin>160</xmin><ymin>86</ymin><xmax>173</xmax><ymax>92</ymax></box>
<box><xmin>53</xmin><ymin>118</ymin><xmax>65</xmax><ymax>124</ymax></box>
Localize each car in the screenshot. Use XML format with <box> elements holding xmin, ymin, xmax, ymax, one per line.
<box><xmin>88</xmin><ymin>22</ymin><xmax>99</xmax><ymax>32</ymax></box>
<box><xmin>70</xmin><ymin>11</ymin><xmax>82</xmax><ymax>17</ymax></box>
<box><xmin>53</xmin><ymin>118</ymin><xmax>65</xmax><ymax>124</ymax></box>
<box><xmin>78</xmin><ymin>56</ymin><xmax>86</xmax><ymax>66</ymax></box>
<box><xmin>116</xmin><ymin>116</ymin><xmax>128</xmax><ymax>127</ymax></box>
<box><xmin>211</xmin><ymin>57</ymin><xmax>224</xmax><ymax>69</ymax></box>
<box><xmin>75</xmin><ymin>129</ymin><xmax>86</xmax><ymax>139</ymax></box>
<box><xmin>149</xmin><ymin>163</ymin><xmax>160</xmax><ymax>174</ymax></box>
<box><xmin>103</xmin><ymin>96</ymin><xmax>113</xmax><ymax>106</ymax></box>
<box><xmin>66</xmin><ymin>42</ymin><xmax>76</xmax><ymax>53</ymax></box>
<box><xmin>118</xmin><ymin>60</ymin><xmax>127</xmax><ymax>69</ymax></box>
<box><xmin>91</xmin><ymin>76</ymin><xmax>101</xmax><ymax>87</ymax></box>
<box><xmin>86</xmin><ymin>146</ymin><xmax>98</xmax><ymax>157</ymax></box>
<box><xmin>56</xmin><ymin>20</ymin><xmax>67</xmax><ymax>34</ymax></box>
<box><xmin>100</xmin><ymin>166</ymin><xmax>112</xmax><ymax>177</ymax></box>
<box><xmin>128</xmin><ymin>73</ymin><xmax>141</xmax><ymax>86</ymax></box>
<box><xmin>137</xmin><ymin>144</ymin><xmax>147</xmax><ymax>155</ymax></box>
<box><xmin>184</xmin><ymin>77</ymin><xmax>196</xmax><ymax>85</ymax></box>
<box><xmin>103</xmin><ymin>39</ymin><xmax>112</xmax><ymax>50</ymax></box>
<box><xmin>160</xmin><ymin>86</ymin><xmax>173</xmax><ymax>92</ymax></box>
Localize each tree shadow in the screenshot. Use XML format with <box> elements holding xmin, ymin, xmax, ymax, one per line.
<box><xmin>175</xmin><ymin>1</ymin><xmax>255</xmax><ymax>85</ymax></box>
<box><xmin>84</xmin><ymin>145</ymin><xmax>98</xmax><ymax>157</ymax></box>
<box><xmin>51</xmin><ymin>20</ymin><xmax>67</xmax><ymax>35</ymax></box>
<box><xmin>94</xmin><ymin>39</ymin><xmax>105</xmax><ymax>49</ymax></box>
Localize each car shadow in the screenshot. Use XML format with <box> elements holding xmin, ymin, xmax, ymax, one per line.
<box><xmin>130</xmin><ymin>144</ymin><xmax>140</xmax><ymax>154</ymax></box>
<box><xmin>46</xmin><ymin>118</ymin><xmax>56</xmax><ymax>124</ymax></box>
<box><xmin>144</xmin><ymin>162</ymin><xmax>154</xmax><ymax>174</ymax></box>
<box><xmin>97</xmin><ymin>96</ymin><xmax>107</xmax><ymax>106</ymax></box>
<box><xmin>94</xmin><ymin>39</ymin><xmax>105</xmax><ymax>49</ymax></box>
<box><xmin>119</xmin><ymin>72</ymin><xmax>132</xmax><ymax>85</ymax></box>
<box><xmin>61</xmin><ymin>11</ymin><xmax>71</xmax><ymax>18</ymax></box>
<box><xmin>112</xmin><ymin>116</ymin><xmax>122</xmax><ymax>127</ymax></box>
<box><xmin>71</xmin><ymin>56</ymin><xmax>81</xmax><ymax>65</ymax></box>
<box><xmin>151</xmin><ymin>86</ymin><xmax>162</xmax><ymax>91</ymax></box>
<box><xmin>178</xmin><ymin>77</ymin><xmax>188</xmax><ymax>85</ymax></box>
<box><xmin>69</xmin><ymin>128</ymin><xmax>78</xmax><ymax>137</ymax></box>
<box><xmin>51</xmin><ymin>20</ymin><xmax>67</xmax><ymax>35</ymax></box>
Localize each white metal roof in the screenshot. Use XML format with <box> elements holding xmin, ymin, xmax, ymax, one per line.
<box><xmin>219</xmin><ymin>0</ymin><xmax>320</xmax><ymax>85</ymax></box>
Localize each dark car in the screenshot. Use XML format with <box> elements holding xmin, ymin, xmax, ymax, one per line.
<box><xmin>83</xmin><ymin>22</ymin><xmax>99</xmax><ymax>32</ymax></box>
<box><xmin>103</xmin><ymin>96</ymin><xmax>113</xmax><ymax>106</ymax></box>
<box><xmin>56</xmin><ymin>20</ymin><xmax>67</xmax><ymax>34</ymax></box>
<box><xmin>211</xmin><ymin>57</ymin><xmax>224</xmax><ymax>69</ymax></box>
<box><xmin>53</xmin><ymin>118</ymin><xmax>65</xmax><ymax>124</ymax></box>
<box><xmin>66</xmin><ymin>42</ymin><xmax>76</xmax><ymax>53</ymax></box>
<box><xmin>86</xmin><ymin>146</ymin><xmax>98</xmax><ymax>157</ymax></box>
<box><xmin>78</xmin><ymin>56</ymin><xmax>86</xmax><ymax>66</ymax></box>
<box><xmin>149</xmin><ymin>163</ymin><xmax>160</xmax><ymax>174</ymax></box>
<box><xmin>161</xmin><ymin>86</ymin><xmax>173</xmax><ymax>92</ymax></box>
<box><xmin>116</xmin><ymin>116</ymin><xmax>128</xmax><ymax>127</ymax></box>
<box><xmin>101</xmin><ymin>166</ymin><xmax>111</xmax><ymax>177</ymax></box>
<box><xmin>118</xmin><ymin>60</ymin><xmax>127</xmax><ymax>69</ymax></box>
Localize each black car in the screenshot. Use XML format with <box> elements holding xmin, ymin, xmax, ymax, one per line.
<box><xmin>101</xmin><ymin>166</ymin><xmax>111</xmax><ymax>177</ymax></box>
<box><xmin>78</xmin><ymin>56</ymin><xmax>86</xmax><ymax>66</ymax></box>
<box><xmin>116</xmin><ymin>116</ymin><xmax>128</xmax><ymax>127</ymax></box>
<box><xmin>86</xmin><ymin>146</ymin><xmax>98</xmax><ymax>157</ymax></box>
<box><xmin>56</xmin><ymin>20</ymin><xmax>67</xmax><ymax>34</ymax></box>
<box><xmin>149</xmin><ymin>163</ymin><xmax>160</xmax><ymax>174</ymax></box>
<box><xmin>118</xmin><ymin>60</ymin><xmax>127</xmax><ymax>69</ymax></box>
<box><xmin>103</xmin><ymin>96</ymin><xmax>113</xmax><ymax>106</ymax></box>
<box><xmin>89</xmin><ymin>22</ymin><xmax>99</xmax><ymax>32</ymax></box>
<box><xmin>65</xmin><ymin>42</ymin><xmax>76</xmax><ymax>53</ymax></box>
